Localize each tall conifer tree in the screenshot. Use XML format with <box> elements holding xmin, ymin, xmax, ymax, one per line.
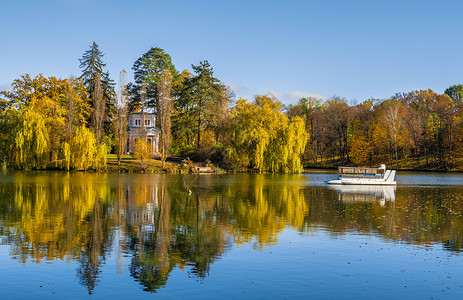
<box><xmin>79</xmin><ymin>42</ymin><xmax>116</xmax><ymax>135</ymax></box>
<box><xmin>128</xmin><ymin>47</ymin><xmax>177</xmax><ymax>113</ymax></box>
<box><xmin>176</xmin><ymin>61</ymin><xmax>224</xmax><ymax>149</ymax></box>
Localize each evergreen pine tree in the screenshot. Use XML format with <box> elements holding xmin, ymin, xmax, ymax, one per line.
<box><xmin>176</xmin><ymin>61</ymin><xmax>224</xmax><ymax>149</ymax></box>
<box><xmin>79</xmin><ymin>42</ymin><xmax>116</xmax><ymax>135</ymax></box>
<box><xmin>128</xmin><ymin>47</ymin><xmax>178</xmax><ymax>113</ymax></box>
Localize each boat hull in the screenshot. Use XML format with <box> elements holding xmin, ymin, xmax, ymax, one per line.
<box><xmin>326</xmin><ymin>179</ymin><xmax>396</xmax><ymax>186</ymax></box>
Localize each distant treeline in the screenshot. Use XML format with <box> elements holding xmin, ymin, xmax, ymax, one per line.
<box><xmin>288</xmin><ymin>88</ymin><xmax>463</xmax><ymax>170</ymax></box>
<box><xmin>1</xmin><ymin>42</ymin><xmax>462</xmax><ymax>172</ymax></box>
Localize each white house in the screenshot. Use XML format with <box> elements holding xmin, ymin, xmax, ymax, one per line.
<box><xmin>126</xmin><ymin>112</ymin><xmax>159</xmax><ymax>154</ymax></box>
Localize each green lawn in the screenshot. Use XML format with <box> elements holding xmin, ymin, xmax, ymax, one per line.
<box><xmin>106</xmin><ymin>154</ymin><xmax>182</xmax><ymax>173</ymax></box>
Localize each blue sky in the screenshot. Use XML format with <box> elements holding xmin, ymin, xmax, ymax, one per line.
<box><xmin>1</xmin><ymin>0</ymin><xmax>462</xmax><ymax>104</ymax></box>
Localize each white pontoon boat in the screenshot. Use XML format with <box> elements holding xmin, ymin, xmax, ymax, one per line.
<box><xmin>325</xmin><ymin>164</ymin><xmax>396</xmax><ymax>186</ymax></box>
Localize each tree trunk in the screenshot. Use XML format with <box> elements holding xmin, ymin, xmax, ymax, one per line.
<box><xmin>197</xmin><ymin>115</ymin><xmax>202</xmax><ymax>149</ymax></box>
<box><xmin>393</xmin><ymin>126</ymin><xmax>399</xmax><ymax>169</ymax></box>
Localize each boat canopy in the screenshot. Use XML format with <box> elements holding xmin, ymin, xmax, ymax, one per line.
<box><xmin>338</xmin><ymin>167</ymin><xmax>385</xmax><ymax>175</ymax></box>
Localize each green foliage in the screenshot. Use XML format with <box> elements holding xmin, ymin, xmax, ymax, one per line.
<box><xmin>79</xmin><ymin>42</ymin><xmax>116</xmax><ymax>104</ymax></box>
<box><xmin>79</xmin><ymin>42</ymin><xmax>116</xmax><ymax>134</ymax></box>
<box><xmin>129</xmin><ymin>47</ymin><xmax>178</xmax><ymax>111</ymax></box>
<box><xmin>102</xmin><ymin>134</ymin><xmax>114</xmax><ymax>154</ymax></box>
<box><xmin>174</xmin><ymin>61</ymin><xmax>229</xmax><ymax>152</ymax></box>
<box><xmin>159</xmin><ymin>70</ymin><xmax>173</xmax><ymax>167</ymax></box>
<box><xmin>5</xmin><ymin>51</ymin><xmax>463</xmax><ymax>172</ymax></box>
<box><xmin>445</xmin><ymin>84</ymin><xmax>463</xmax><ymax>103</ymax></box>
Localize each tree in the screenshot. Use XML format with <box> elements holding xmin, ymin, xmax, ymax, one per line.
<box><xmin>158</xmin><ymin>70</ymin><xmax>173</xmax><ymax>168</ymax></box>
<box><xmin>171</xmin><ymin>70</ymin><xmax>195</xmax><ymax>154</ymax></box>
<box><xmin>134</xmin><ymin>139</ymin><xmax>151</xmax><ymax>171</ymax></box>
<box><xmin>212</xmin><ymin>84</ymin><xmax>234</xmax><ymax>145</ymax></box>
<box><xmin>67</xmin><ymin>126</ymin><xmax>106</xmax><ymax>170</ymax></box>
<box><xmin>382</xmin><ymin>100</ymin><xmax>402</xmax><ymax>169</ymax></box>
<box><xmin>92</xmin><ymin>77</ymin><xmax>105</xmax><ymax>143</ymax></box>
<box><xmin>432</xmin><ymin>94</ymin><xmax>455</xmax><ymax>168</ymax></box>
<box><xmin>11</xmin><ymin>107</ymin><xmax>50</xmax><ymax>169</ymax></box>
<box><xmin>113</xmin><ymin>70</ymin><xmax>129</xmax><ymax>165</ymax></box>
<box><xmin>176</xmin><ymin>61</ymin><xmax>225</xmax><ymax>150</ymax></box>
<box><xmin>348</xmin><ymin>100</ymin><xmax>375</xmax><ymax>166</ymax></box>
<box><xmin>227</xmin><ymin>95</ymin><xmax>307</xmax><ymax>173</ymax></box>
<box><xmin>65</xmin><ymin>77</ymin><xmax>91</xmax><ymax>140</ymax></box>
<box><xmin>445</xmin><ymin>84</ymin><xmax>463</xmax><ymax>104</ymax></box>
<box><xmin>0</xmin><ymin>74</ymin><xmax>103</xmax><ymax>170</ymax></box>
<box><xmin>322</xmin><ymin>97</ymin><xmax>351</xmax><ymax>164</ymax></box>
<box><xmin>287</xmin><ymin>97</ymin><xmax>322</xmax><ymax>164</ymax></box>
<box><xmin>79</xmin><ymin>42</ymin><xmax>116</xmax><ymax>133</ymax></box>
<box><xmin>129</xmin><ymin>47</ymin><xmax>178</xmax><ymax>113</ymax></box>
<box><xmin>398</xmin><ymin>89</ymin><xmax>442</xmax><ymax>166</ymax></box>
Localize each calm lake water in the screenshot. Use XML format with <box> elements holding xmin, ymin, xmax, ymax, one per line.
<box><xmin>1</xmin><ymin>171</ymin><xmax>463</xmax><ymax>299</ymax></box>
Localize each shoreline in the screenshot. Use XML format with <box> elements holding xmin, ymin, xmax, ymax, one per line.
<box><xmin>4</xmin><ymin>166</ymin><xmax>463</xmax><ymax>175</ymax></box>
<box><xmin>4</xmin><ymin>154</ymin><xmax>463</xmax><ymax>174</ymax></box>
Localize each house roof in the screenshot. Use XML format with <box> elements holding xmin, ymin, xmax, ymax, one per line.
<box><xmin>129</xmin><ymin>112</ymin><xmax>156</xmax><ymax>116</ymax></box>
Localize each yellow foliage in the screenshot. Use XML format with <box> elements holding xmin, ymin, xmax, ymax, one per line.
<box><xmin>0</xmin><ymin>74</ymin><xmax>92</xmax><ymax>170</ymax></box>
<box><xmin>134</xmin><ymin>139</ymin><xmax>152</xmax><ymax>170</ymax></box>
<box><xmin>12</xmin><ymin>108</ymin><xmax>50</xmax><ymax>169</ymax></box>
<box><xmin>69</xmin><ymin>126</ymin><xmax>105</xmax><ymax>170</ymax></box>
<box><xmin>229</xmin><ymin>95</ymin><xmax>307</xmax><ymax>173</ymax></box>
<box><xmin>349</xmin><ymin>135</ymin><xmax>372</xmax><ymax>166</ymax></box>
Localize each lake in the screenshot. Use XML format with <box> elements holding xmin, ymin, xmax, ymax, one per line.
<box><xmin>1</xmin><ymin>171</ymin><xmax>463</xmax><ymax>299</ymax></box>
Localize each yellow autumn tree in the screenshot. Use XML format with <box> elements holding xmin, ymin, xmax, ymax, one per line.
<box><xmin>11</xmin><ymin>108</ymin><xmax>50</xmax><ymax>170</ymax></box>
<box><xmin>68</xmin><ymin>126</ymin><xmax>106</xmax><ymax>170</ymax></box>
<box><xmin>0</xmin><ymin>74</ymin><xmax>99</xmax><ymax>170</ymax></box>
<box><xmin>134</xmin><ymin>139</ymin><xmax>152</xmax><ymax>171</ymax></box>
<box><xmin>227</xmin><ymin>95</ymin><xmax>307</xmax><ymax>173</ymax></box>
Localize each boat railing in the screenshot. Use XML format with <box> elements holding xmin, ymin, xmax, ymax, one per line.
<box><xmin>340</xmin><ymin>174</ymin><xmax>385</xmax><ymax>179</ymax></box>
<box><xmin>338</xmin><ymin>167</ymin><xmax>385</xmax><ymax>175</ymax></box>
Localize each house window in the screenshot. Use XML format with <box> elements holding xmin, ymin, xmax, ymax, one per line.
<box><xmin>145</xmin><ymin>119</ymin><xmax>151</xmax><ymax>126</ymax></box>
<box><xmin>129</xmin><ymin>119</ymin><xmax>133</xmax><ymax>126</ymax></box>
<box><xmin>135</xmin><ymin>119</ymin><xmax>141</xmax><ymax>126</ymax></box>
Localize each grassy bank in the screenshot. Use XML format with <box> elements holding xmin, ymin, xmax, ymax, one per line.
<box><xmin>106</xmin><ymin>153</ymin><xmax>463</xmax><ymax>174</ymax></box>
<box><xmin>106</xmin><ymin>154</ymin><xmax>187</xmax><ymax>173</ymax></box>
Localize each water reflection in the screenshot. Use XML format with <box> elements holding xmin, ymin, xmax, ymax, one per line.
<box><xmin>328</xmin><ymin>185</ymin><xmax>396</xmax><ymax>204</ymax></box>
<box><xmin>0</xmin><ymin>173</ymin><xmax>463</xmax><ymax>293</ymax></box>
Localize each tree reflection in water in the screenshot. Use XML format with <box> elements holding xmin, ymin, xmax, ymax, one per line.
<box><xmin>0</xmin><ymin>173</ymin><xmax>463</xmax><ymax>293</ymax></box>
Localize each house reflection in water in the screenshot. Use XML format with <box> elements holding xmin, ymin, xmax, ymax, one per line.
<box><xmin>124</xmin><ymin>184</ymin><xmax>159</xmax><ymax>226</ymax></box>
<box><xmin>329</xmin><ymin>185</ymin><xmax>396</xmax><ymax>205</ymax></box>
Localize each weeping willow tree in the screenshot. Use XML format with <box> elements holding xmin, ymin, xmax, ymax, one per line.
<box><xmin>12</xmin><ymin>108</ymin><xmax>50</xmax><ymax>170</ymax></box>
<box><xmin>227</xmin><ymin>95</ymin><xmax>307</xmax><ymax>173</ymax></box>
<box><xmin>286</xmin><ymin>116</ymin><xmax>307</xmax><ymax>172</ymax></box>
<box><xmin>0</xmin><ymin>74</ymin><xmax>106</xmax><ymax>170</ymax></box>
<box><xmin>66</xmin><ymin>126</ymin><xmax>106</xmax><ymax>170</ymax></box>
